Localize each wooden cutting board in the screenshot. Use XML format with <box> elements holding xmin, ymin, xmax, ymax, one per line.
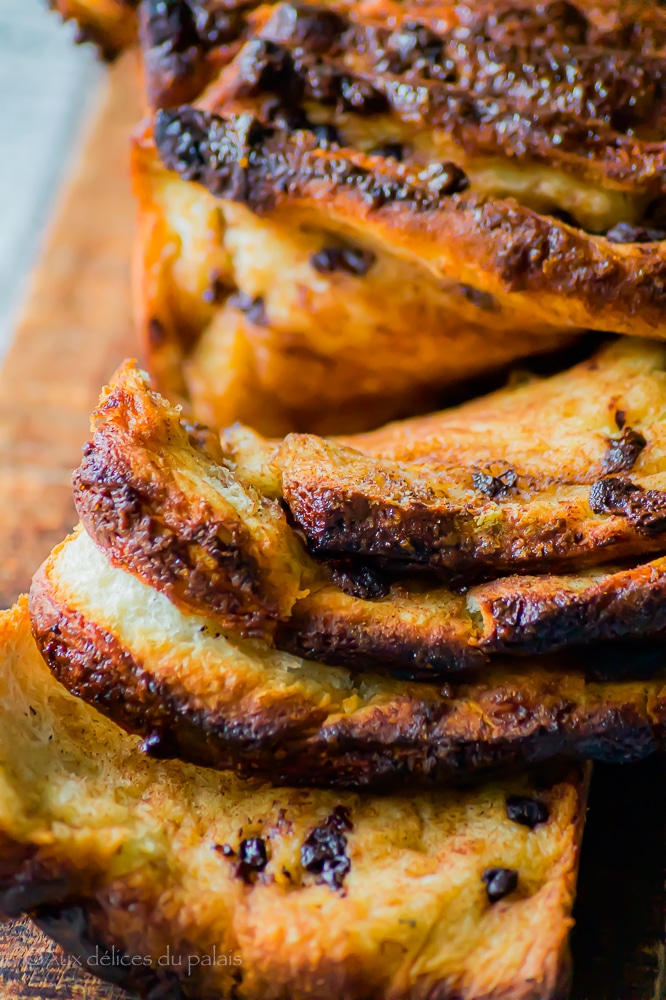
<box><xmin>0</xmin><ymin>53</ymin><xmax>140</xmax><ymax>610</ymax></box>
<box><xmin>0</xmin><ymin>53</ymin><xmax>139</xmax><ymax>999</ymax></box>
<box><xmin>0</xmin><ymin>46</ymin><xmax>665</xmax><ymax>1000</ymax></box>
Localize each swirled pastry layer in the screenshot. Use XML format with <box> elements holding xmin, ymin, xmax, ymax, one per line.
<box><xmin>70</xmin><ymin>351</ymin><xmax>666</xmax><ymax>678</ymax></box>
<box><xmin>136</xmin><ymin>0</ymin><xmax>666</xmax><ymax>434</ymax></box>
<box><xmin>29</xmin><ymin>527</ymin><xmax>666</xmax><ymax>786</ymax></box>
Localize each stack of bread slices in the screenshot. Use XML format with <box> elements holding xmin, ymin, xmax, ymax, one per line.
<box><xmin>3</xmin><ymin>1</ymin><xmax>666</xmax><ymax>996</ymax></box>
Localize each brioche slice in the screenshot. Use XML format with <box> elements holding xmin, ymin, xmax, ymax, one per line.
<box><xmin>0</xmin><ymin>599</ymin><xmax>588</xmax><ymax>999</ymax></box>
<box><xmin>154</xmin><ymin>105</ymin><xmax>666</xmax><ymax>344</ymax></box>
<box><xmin>213</xmin><ymin>0</ymin><xmax>666</xmax><ymax>233</ymax></box>
<box><xmin>29</xmin><ymin>527</ymin><xmax>666</xmax><ymax>787</ymax></box>
<box><xmin>72</xmin><ymin>357</ymin><xmax>666</xmax><ymax>677</ymax></box>
<box><xmin>277</xmin><ymin>337</ymin><xmax>666</xmax><ymax>576</ymax></box>
<box><xmin>134</xmin><ymin>114</ymin><xmax>569</xmax><ymax>436</ymax></box>
<box><xmin>49</xmin><ymin>0</ymin><xmax>138</xmax><ymax>59</ymax></box>
<box><xmin>132</xmin><ymin>0</ymin><xmax>666</xmax><ymax>435</ymax></box>
<box><xmin>278</xmin><ymin>559</ymin><xmax>666</xmax><ymax>674</ymax></box>
<box><xmin>72</xmin><ymin>360</ymin><xmax>307</xmax><ymax>637</ymax></box>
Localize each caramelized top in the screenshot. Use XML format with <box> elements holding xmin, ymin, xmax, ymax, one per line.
<box><xmin>206</xmin><ymin>0</ymin><xmax>666</xmax><ymax>194</ymax></box>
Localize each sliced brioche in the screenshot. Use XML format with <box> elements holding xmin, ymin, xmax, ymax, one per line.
<box><xmin>29</xmin><ymin>528</ymin><xmax>666</xmax><ymax>787</ymax></box>
<box><xmin>74</xmin><ymin>356</ymin><xmax>666</xmax><ymax>678</ymax></box>
<box><xmin>1</xmin><ymin>598</ymin><xmax>587</xmax><ymax>1000</ymax></box>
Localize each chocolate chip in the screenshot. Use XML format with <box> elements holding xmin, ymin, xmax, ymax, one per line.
<box><xmin>329</xmin><ymin>560</ymin><xmax>391</xmax><ymax>599</ymax></box>
<box><xmin>589</xmin><ymin>476</ymin><xmax>642</xmax><ymax>514</ymax></box>
<box><xmin>472</xmin><ymin>469</ymin><xmax>517</xmax><ymax>499</ymax></box>
<box><xmin>386</xmin><ymin>23</ymin><xmax>456</xmax><ymax>81</ymax></box>
<box><xmin>147</xmin><ymin>318</ymin><xmax>166</xmax><ymax>347</ymax></box>
<box><xmin>189</xmin><ymin>3</ymin><xmax>242</xmax><ymax>47</ymax></box>
<box><xmin>615</xmin><ymin>409</ymin><xmax>627</xmax><ymax>430</ymax></box>
<box><xmin>236</xmin><ymin>837</ymin><xmax>268</xmax><ymax>882</ymax></box>
<box><xmin>229</xmin><ymin>292</ymin><xmax>269</xmax><ymax>326</ymax></box>
<box><xmin>267</xmin><ymin>3</ymin><xmax>346</xmax><ymax>53</ymax></box>
<box><xmin>458</xmin><ymin>284</ymin><xmax>497</xmax><ymax>311</ymax></box>
<box><xmin>240</xmin><ymin>838</ymin><xmax>268</xmax><ymax>866</ymax></box>
<box><xmin>145</xmin><ymin>0</ymin><xmax>197</xmax><ymax>52</ymax></box>
<box><xmin>268</xmin><ymin>104</ymin><xmax>311</xmax><ymax>132</ymax></box>
<box><xmin>311</xmin><ymin>246</ymin><xmax>375</xmax><ymax>276</ymax></box>
<box><xmin>214</xmin><ymin>843</ymin><xmax>236</xmax><ymax>857</ymax></box>
<box><xmin>154</xmin><ymin>107</ymin><xmax>212</xmax><ymax>184</ymax></box>
<box><xmin>311</xmin><ymin>123</ymin><xmax>342</xmax><ymax>147</ymax></box>
<box><xmin>237</xmin><ymin>39</ymin><xmax>296</xmax><ymax>95</ymax></box>
<box><xmin>589</xmin><ymin>477</ymin><xmax>666</xmax><ymax>534</ymax></box>
<box><xmin>340</xmin><ymin>77</ymin><xmax>388</xmax><ymax>114</ymax></box>
<box><xmin>506</xmin><ymin>795</ymin><xmax>549</xmax><ymax>829</ymax></box>
<box><xmin>202</xmin><ymin>272</ymin><xmax>229</xmax><ymax>304</ymax></box>
<box><xmin>138</xmin><ymin>732</ymin><xmax>178</xmax><ymax>760</ymax></box>
<box><xmin>301</xmin><ymin>806</ymin><xmax>353</xmax><ymax>890</ymax></box>
<box><xmin>371</xmin><ymin>143</ymin><xmax>404</xmax><ymax>161</ymax></box>
<box><xmin>482</xmin><ymin>867</ymin><xmax>518</xmax><ymax>903</ymax></box>
<box><xmin>602</xmin><ymin>426</ymin><xmax>647</xmax><ymax>474</ymax></box>
<box><xmin>419</xmin><ymin>161</ymin><xmax>469</xmax><ymax>195</ymax></box>
<box><xmin>606</xmin><ymin>222</ymin><xmax>666</xmax><ymax>244</ymax></box>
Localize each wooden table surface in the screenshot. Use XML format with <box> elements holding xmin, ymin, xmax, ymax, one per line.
<box><xmin>0</xmin><ymin>54</ymin><xmax>139</xmax><ymax>999</ymax></box>
<box><xmin>0</xmin><ymin>44</ymin><xmax>665</xmax><ymax>1000</ymax></box>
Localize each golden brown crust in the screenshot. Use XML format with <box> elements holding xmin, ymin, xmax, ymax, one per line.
<box><xmin>282</xmin><ymin>437</ymin><xmax>596</xmax><ymax>570</ymax></box>
<box><xmin>71</xmin><ymin>355</ymin><xmax>666</xmax><ymax>676</ymax></box>
<box><xmin>279</xmin><ymin>559</ymin><xmax>666</xmax><ymax>673</ymax></box>
<box><xmin>141</xmin><ymin>0</ymin><xmax>666</xmax><ymax>151</ymax></box>
<box><xmin>72</xmin><ymin>362</ymin><xmax>306</xmax><ymax>637</ymax></box>
<box><xmin>134</xmin><ymin>1</ymin><xmax>666</xmax><ymax>436</ymax></box>
<box><xmin>277</xmin><ymin>339</ymin><xmax>666</xmax><ymax>575</ymax></box>
<box><xmin>139</xmin><ymin>0</ymin><xmax>268</xmax><ymax>108</ymax></box>
<box><xmin>154</xmin><ymin>106</ymin><xmax>666</xmax><ymax>338</ymax></box>
<box><xmin>49</xmin><ymin>0</ymin><xmax>138</xmax><ymax>59</ymax></box>
<box><xmin>217</xmin><ymin>0</ymin><xmax>666</xmax><ymax>195</ymax></box>
<box><xmin>470</xmin><ymin>559</ymin><xmax>666</xmax><ymax>655</ymax></box>
<box><xmin>279</xmin><ymin>433</ymin><xmax>663</xmax><ymax>574</ymax></box>
<box><xmin>0</xmin><ymin>599</ymin><xmax>587</xmax><ymax>1000</ymax></box>
<box><xmin>28</xmin><ymin>529</ymin><xmax>666</xmax><ymax>788</ymax></box>
<box><xmin>132</xmin><ymin>118</ymin><xmax>572</xmax><ymax>437</ymax></box>
<box><xmin>276</xmin><ymin>580</ymin><xmax>484</xmax><ymax>674</ymax></box>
